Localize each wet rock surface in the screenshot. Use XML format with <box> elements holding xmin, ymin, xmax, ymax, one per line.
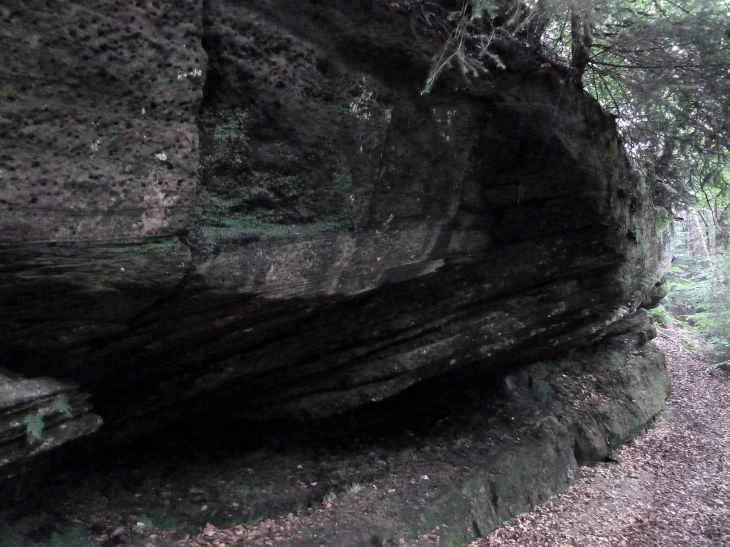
<box><xmin>1</xmin><ymin>0</ymin><xmax>671</xmax><ymax>481</ymax></box>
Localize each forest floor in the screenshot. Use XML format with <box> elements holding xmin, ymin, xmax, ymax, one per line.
<box><xmin>471</xmin><ymin>324</ymin><xmax>730</xmax><ymax>547</ymax></box>
<box><xmin>1</xmin><ymin>324</ymin><xmax>721</xmax><ymax>547</ymax></box>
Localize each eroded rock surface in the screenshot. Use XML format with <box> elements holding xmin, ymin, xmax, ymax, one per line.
<box><xmin>0</xmin><ymin>370</ymin><xmax>102</xmax><ymax>484</ymax></box>
<box><xmin>0</xmin><ymin>0</ymin><xmax>671</xmax><ymax>472</ymax></box>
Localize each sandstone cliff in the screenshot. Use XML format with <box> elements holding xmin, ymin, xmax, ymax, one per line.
<box><xmin>0</xmin><ymin>0</ymin><xmax>671</xmax><ymax>480</ymax></box>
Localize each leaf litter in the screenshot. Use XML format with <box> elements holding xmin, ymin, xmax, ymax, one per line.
<box><xmin>471</xmin><ymin>325</ymin><xmax>730</xmax><ymax>547</ymax></box>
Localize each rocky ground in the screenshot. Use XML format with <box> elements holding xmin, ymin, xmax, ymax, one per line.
<box><xmin>472</xmin><ymin>324</ymin><xmax>730</xmax><ymax>547</ymax></box>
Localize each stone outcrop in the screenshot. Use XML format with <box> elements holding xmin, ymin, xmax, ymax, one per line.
<box><xmin>0</xmin><ymin>0</ymin><xmax>671</xmax><ymax>475</ymax></box>
<box><xmin>0</xmin><ymin>371</ymin><xmax>102</xmax><ymax>484</ymax></box>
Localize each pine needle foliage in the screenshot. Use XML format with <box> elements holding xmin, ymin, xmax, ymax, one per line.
<box><xmin>422</xmin><ymin>0</ymin><xmax>730</xmax><ymax>216</ymax></box>
<box><xmin>422</xmin><ymin>1</ymin><xmax>530</xmax><ymax>94</ymax></box>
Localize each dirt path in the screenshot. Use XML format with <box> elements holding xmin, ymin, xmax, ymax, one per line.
<box><xmin>471</xmin><ymin>325</ymin><xmax>730</xmax><ymax>547</ymax></box>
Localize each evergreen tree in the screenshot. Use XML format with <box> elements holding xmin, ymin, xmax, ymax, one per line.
<box><xmin>423</xmin><ymin>0</ymin><xmax>730</xmax><ymax>218</ymax></box>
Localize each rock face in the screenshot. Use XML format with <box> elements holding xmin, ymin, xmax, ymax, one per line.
<box><xmin>0</xmin><ymin>371</ymin><xmax>102</xmax><ymax>483</ymax></box>
<box><xmin>0</xmin><ymin>0</ymin><xmax>671</xmax><ymax>466</ymax></box>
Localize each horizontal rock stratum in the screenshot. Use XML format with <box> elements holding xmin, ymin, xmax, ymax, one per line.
<box><xmin>0</xmin><ymin>0</ymin><xmax>671</xmax><ymax>477</ymax></box>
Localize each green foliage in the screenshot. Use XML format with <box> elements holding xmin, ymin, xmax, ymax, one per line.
<box><xmin>333</xmin><ymin>167</ymin><xmax>353</xmax><ymax>189</ymax></box>
<box><xmin>205</xmin><ymin>107</ymin><xmax>249</xmax><ymax>144</ymax></box>
<box><xmin>23</xmin><ymin>413</ymin><xmax>44</xmax><ymax>443</ymax></box>
<box><xmin>423</xmin><ymin>0</ymin><xmax>730</xmax><ymax>214</ymax></box>
<box><xmin>422</xmin><ymin>1</ymin><xmax>512</xmax><ymax>93</ymax></box>
<box><xmin>585</xmin><ymin>1</ymin><xmax>730</xmax><ymax>200</ymax></box>
<box><xmin>647</xmin><ymin>304</ymin><xmax>674</xmax><ymax>328</ymax></box>
<box><xmin>136</xmin><ymin>512</ymin><xmax>179</xmax><ymax>531</ymax></box>
<box><xmin>21</xmin><ymin>397</ymin><xmax>72</xmax><ymax>443</ymax></box>
<box><xmin>195</xmin><ymin>106</ymin><xmax>354</xmax><ymax>238</ymax></box>
<box><xmin>50</xmin><ymin>397</ymin><xmax>73</xmax><ymax>418</ymax></box>
<box><xmin>137</xmin><ymin>514</ymin><xmax>156</xmax><ymax>529</ymax></box>
<box><xmin>198</xmin><ymin>107</ymin><xmax>249</xmax><ymax>182</ymax></box>
<box><xmin>664</xmin><ymin>279</ymin><xmax>694</xmax><ymax>292</ymax></box>
<box><xmin>347</xmin><ymin>482</ymin><xmax>364</xmax><ymax>494</ymax></box>
<box><xmin>664</xmin><ymin>216</ymin><xmax>730</xmax><ymax>361</ymax></box>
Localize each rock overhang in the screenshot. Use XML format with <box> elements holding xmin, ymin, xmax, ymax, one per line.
<box><xmin>0</xmin><ymin>0</ymin><xmax>672</xmax><ymax>467</ymax></box>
